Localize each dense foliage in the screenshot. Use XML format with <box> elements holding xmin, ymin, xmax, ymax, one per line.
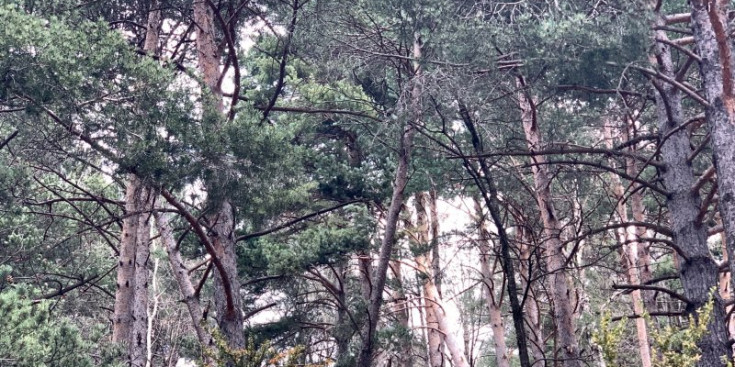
<box><xmin>2</xmin><ymin>0</ymin><xmax>735</xmax><ymax>367</ymax></box>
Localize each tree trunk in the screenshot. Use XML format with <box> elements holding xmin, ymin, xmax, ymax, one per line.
<box><xmin>192</xmin><ymin>0</ymin><xmax>244</xmax><ymax>349</ymax></box>
<box><xmin>112</xmin><ymin>5</ymin><xmax>160</xmax><ymax>364</ymax></box>
<box><xmin>603</xmin><ymin>123</ymin><xmax>652</xmax><ymax>367</ymax></box>
<box><xmin>474</xmin><ymin>198</ymin><xmax>511</xmax><ymax>367</ymax></box>
<box><xmin>516</xmin><ymin>76</ymin><xmax>581</xmax><ymax>367</ymax></box>
<box><xmin>426</xmin><ymin>191</ymin><xmax>445</xmax><ymax>367</ymax></box>
<box><xmin>621</xmin><ymin>119</ymin><xmax>655</xmax><ymax>310</ymax></box>
<box><xmin>389</xmin><ymin>258</ymin><xmax>411</xmax><ymax>367</ymax></box>
<box><xmin>690</xmin><ymin>0</ymin><xmax>735</xmax><ymax>342</ymax></box>
<box><xmin>518</xmin><ymin>228</ymin><xmax>546</xmax><ymax>367</ymax></box>
<box><xmin>414</xmin><ymin>192</ymin><xmax>470</xmax><ymax>367</ymax></box>
<box><xmin>356</xmin><ymin>34</ymin><xmax>420</xmax><ymax>367</ymax></box>
<box><xmin>113</xmin><ymin>174</ymin><xmax>154</xmax><ymax>367</ymax></box>
<box><xmin>651</xmin><ymin>11</ymin><xmax>731</xmax><ymax>366</ymax></box>
<box><xmin>429</xmin><ymin>190</ymin><xmax>442</xmax><ymax>296</ymax></box>
<box><xmin>153</xmin><ymin>211</ymin><xmax>214</xmax><ymax>364</ymax></box>
<box><xmin>457</xmin><ymin>103</ymin><xmax>532</xmax><ymax>367</ymax></box>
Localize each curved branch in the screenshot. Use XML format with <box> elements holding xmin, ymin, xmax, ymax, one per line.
<box><xmin>612</xmin><ymin>283</ymin><xmax>691</xmax><ymax>304</ymax></box>
<box><xmin>160</xmin><ymin>189</ymin><xmax>236</xmax><ymax>313</ymax></box>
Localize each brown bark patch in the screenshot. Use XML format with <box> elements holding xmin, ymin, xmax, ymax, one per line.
<box><xmin>708</xmin><ymin>0</ymin><xmax>734</xmax><ymax>98</ymax></box>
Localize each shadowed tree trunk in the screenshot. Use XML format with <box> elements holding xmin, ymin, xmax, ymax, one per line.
<box><xmin>355</xmin><ymin>33</ymin><xmax>420</xmax><ymax>367</ymax></box>
<box><xmin>651</xmin><ymin>9</ymin><xmax>730</xmax><ymax>366</ymax></box>
<box><xmin>518</xmin><ymin>227</ymin><xmax>546</xmax><ymax>367</ymax></box>
<box><xmin>456</xmin><ymin>102</ymin><xmax>532</xmax><ymax>367</ymax></box>
<box><xmin>689</xmin><ymin>1</ymin><xmax>735</xmax><ymax>345</ymax></box>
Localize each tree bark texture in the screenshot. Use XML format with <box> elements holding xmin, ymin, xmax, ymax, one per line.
<box><xmin>516</xmin><ymin>76</ymin><xmax>581</xmax><ymax>367</ymax></box>
<box><xmin>652</xmin><ymin>13</ymin><xmax>730</xmax><ymax>366</ymax></box>
<box><xmin>112</xmin><ymin>174</ymin><xmax>155</xmax><ymax>367</ymax></box>
<box><xmin>689</xmin><ymin>0</ymin><xmax>735</xmax><ymax>330</ymax></box>
<box><xmin>425</xmin><ymin>192</ymin><xmax>445</xmax><ymax>367</ymax></box>
<box><xmin>112</xmin><ymin>5</ymin><xmax>159</xmax><ymax>363</ymax></box>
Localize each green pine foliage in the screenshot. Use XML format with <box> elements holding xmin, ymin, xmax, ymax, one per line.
<box><xmin>0</xmin><ymin>280</ymin><xmax>93</xmax><ymax>367</ymax></box>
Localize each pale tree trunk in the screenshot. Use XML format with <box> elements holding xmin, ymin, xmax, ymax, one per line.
<box><xmin>420</xmin><ymin>284</ymin><xmax>445</xmax><ymax>367</ymax></box>
<box><xmin>147</xmin><ymin>257</ymin><xmax>160</xmax><ymax>367</ymax></box>
<box><xmin>389</xmin><ymin>258</ymin><xmax>411</xmax><ymax>367</ymax></box>
<box><xmin>473</xmin><ymin>198</ymin><xmax>511</xmax><ymax>367</ymax></box>
<box><xmin>621</xmin><ymin>119</ymin><xmax>655</xmax><ymax>310</ymax></box>
<box><xmin>414</xmin><ymin>192</ymin><xmax>470</xmax><ymax>367</ymax></box>
<box><xmin>603</xmin><ymin>123</ymin><xmax>652</xmax><ymax>367</ymax></box>
<box><xmin>516</xmin><ymin>76</ymin><xmax>581</xmax><ymax>367</ymax></box>
<box><xmin>153</xmin><ymin>211</ymin><xmax>214</xmax><ymax>364</ymax></box>
<box><xmin>651</xmin><ymin>11</ymin><xmax>731</xmax><ymax>366</ymax></box>
<box><xmin>192</xmin><ymin>0</ymin><xmax>244</xmax><ymax>349</ymax></box>
<box><xmin>429</xmin><ymin>190</ymin><xmax>442</xmax><ymax>296</ymax></box>
<box><xmin>425</xmin><ymin>191</ymin><xmax>445</xmax><ymax>367</ymax></box>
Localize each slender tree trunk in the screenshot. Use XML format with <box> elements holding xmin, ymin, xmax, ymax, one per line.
<box><xmin>516</xmin><ymin>76</ymin><xmax>581</xmax><ymax>367</ymax></box>
<box><xmin>457</xmin><ymin>103</ymin><xmax>532</xmax><ymax>367</ymax></box>
<box><xmin>356</xmin><ymin>34</ymin><xmax>420</xmax><ymax>367</ymax></box>
<box><xmin>651</xmin><ymin>11</ymin><xmax>730</xmax><ymax>366</ymax></box>
<box><xmin>603</xmin><ymin>123</ymin><xmax>652</xmax><ymax>367</ymax></box>
<box><xmin>473</xmin><ymin>198</ymin><xmax>511</xmax><ymax>367</ymax></box>
<box><xmin>192</xmin><ymin>0</ymin><xmax>244</xmax><ymax>349</ymax></box>
<box><xmin>389</xmin><ymin>259</ymin><xmax>412</xmax><ymax>367</ymax></box>
<box><xmin>414</xmin><ymin>192</ymin><xmax>470</xmax><ymax>367</ymax></box>
<box><xmin>518</xmin><ymin>229</ymin><xmax>546</xmax><ymax>367</ymax></box>
<box><xmin>425</xmin><ymin>191</ymin><xmax>445</xmax><ymax>367</ymax></box>
<box><xmin>153</xmin><ymin>211</ymin><xmax>214</xmax><ymax>364</ymax></box>
<box><xmin>429</xmin><ymin>190</ymin><xmax>442</xmax><ymax>296</ymax></box>
<box><xmin>622</xmin><ymin>119</ymin><xmax>655</xmax><ymax>310</ymax></box>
